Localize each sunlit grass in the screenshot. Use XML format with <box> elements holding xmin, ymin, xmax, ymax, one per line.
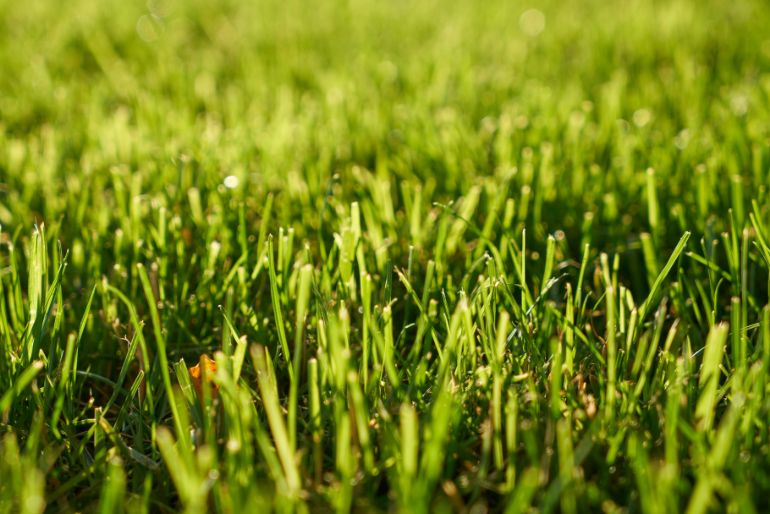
<box><xmin>2</xmin><ymin>0</ymin><xmax>770</xmax><ymax>512</ymax></box>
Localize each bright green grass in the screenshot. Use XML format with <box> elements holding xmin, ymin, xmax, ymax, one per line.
<box><xmin>2</xmin><ymin>0</ymin><xmax>770</xmax><ymax>512</ymax></box>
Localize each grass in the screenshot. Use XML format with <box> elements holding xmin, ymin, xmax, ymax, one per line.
<box><xmin>2</xmin><ymin>0</ymin><xmax>770</xmax><ymax>511</ymax></box>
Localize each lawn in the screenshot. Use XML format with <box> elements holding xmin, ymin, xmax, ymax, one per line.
<box><xmin>2</xmin><ymin>0</ymin><xmax>770</xmax><ymax>512</ymax></box>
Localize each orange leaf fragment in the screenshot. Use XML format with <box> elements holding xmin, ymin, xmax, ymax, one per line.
<box><xmin>189</xmin><ymin>354</ymin><xmax>218</xmax><ymax>399</ymax></box>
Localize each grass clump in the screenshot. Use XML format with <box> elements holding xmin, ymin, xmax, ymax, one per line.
<box><xmin>3</xmin><ymin>0</ymin><xmax>770</xmax><ymax>511</ymax></box>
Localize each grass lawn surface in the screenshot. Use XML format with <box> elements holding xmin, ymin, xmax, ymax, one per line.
<box><xmin>2</xmin><ymin>0</ymin><xmax>770</xmax><ymax>512</ymax></box>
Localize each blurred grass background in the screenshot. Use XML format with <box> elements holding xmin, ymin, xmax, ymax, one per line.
<box><xmin>2</xmin><ymin>0</ymin><xmax>769</xmax><ymax>239</ymax></box>
<box><xmin>4</xmin><ymin>0</ymin><xmax>770</xmax><ymax>306</ymax></box>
